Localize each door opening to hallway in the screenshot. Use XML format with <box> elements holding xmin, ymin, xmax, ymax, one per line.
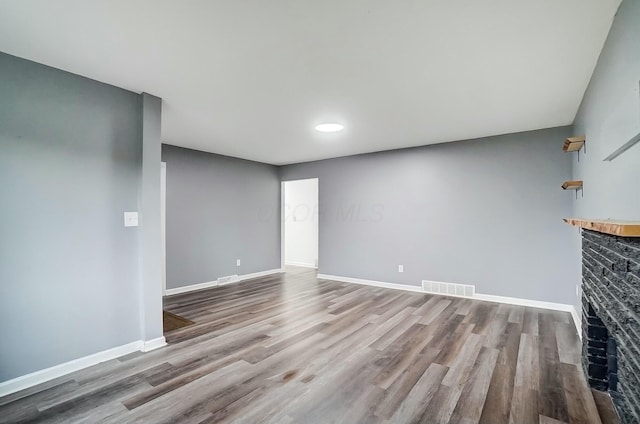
<box><xmin>282</xmin><ymin>178</ymin><xmax>319</xmax><ymax>271</ymax></box>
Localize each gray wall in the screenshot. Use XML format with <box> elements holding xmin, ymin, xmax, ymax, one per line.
<box><xmin>0</xmin><ymin>53</ymin><xmax>143</xmax><ymax>381</ymax></box>
<box><xmin>572</xmin><ymin>0</ymin><xmax>640</xmax><ymax>221</ymax></box>
<box><xmin>162</xmin><ymin>145</ymin><xmax>281</xmax><ymax>289</ymax></box>
<box><xmin>280</xmin><ymin>127</ymin><xmax>577</xmax><ymax>304</ymax></box>
<box><xmin>571</xmin><ymin>0</ymin><xmax>640</xmax><ymax>314</ymax></box>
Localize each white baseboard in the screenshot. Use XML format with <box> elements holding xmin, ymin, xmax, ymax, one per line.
<box><xmin>141</xmin><ymin>336</ymin><xmax>167</xmax><ymax>352</ymax></box>
<box><xmin>317</xmin><ymin>274</ymin><xmax>424</xmax><ymax>293</ymax></box>
<box><xmin>165</xmin><ymin>280</ymin><xmax>218</xmax><ymax>296</ymax></box>
<box><xmin>473</xmin><ymin>293</ymin><xmax>575</xmax><ymax>313</ymax></box>
<box><xmin>0</xmin><ymin>336</ymin><xmax>169</xmax><ymax>397</ymax></box>
<box><xmin>238</xmin><ymin>268</ymin><xmax>285</xmax><ymax>282</ymax></box>
<box><xmin>317</xmin><ymin>273</ymin><xmax>580</xmax><ymax>334</ymax></box>
<box><xmin>165</xmin><ymin>268</ymin><xmax>285</xmax><ymax>295</ymax></box>
<box><xmin>285</xmin><ymin>261</ymin><xmax>317</xmax><ymax>269</ymax></box>
<box><xmin>0</xmin><ymin>339</ymin><xmax>152</xmax><ymax>397</ymax></box>
<box><xmin>571</xmin><ymin>306</ymin><xmax>582</xmax><ymax>340</ymax></box>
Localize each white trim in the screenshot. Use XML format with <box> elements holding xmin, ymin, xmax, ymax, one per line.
<box><xmin>473</xmin><ymin>293</ymin><xmax>575</xmax><ymax>312</ymax></box>
<box><xmin>0</xmin><ymin>340</ymin><xmax>138</xmax><ymax>397</ymax></box>
<box><xmin>318</xmin><ymin>273</ymin><xmax>578</xmax><ymax>317</ymax></box>
<box><xmin>285</xmin><ymin>261</ymin><xmax>317</xmax><ymax>269</ymax></box>
<box><xmin>239</xmin><ymin>268</ymin><xmax>285</xmax><ymax>282</ymax></box>
<box><xmin>317</xmin><ymin>274</ymin><xmax>424</xmax><ymax>293</ymax></box>
<box><xmin>160</xmin><ymin>162</ymin><xmax>167</xmax><ymax>296</ymax></box>
<box><xmin>571</xmin><ymin>306</ymin><xmax>582</xmax><ymax>340</ymax></box>
<box><xmin>141</xmin><ymin>336</ymin><xmax>167</xmax><ymax>352</ymax></box>
<box><xmin>164</xmin><ymin>280</ymin><xmax>218</xmax><ymax>296</ymax></box>
<box><xmin>0</xmin><ymin>337</ymin><xmax>169</xmax><ymax>397</ymax></box>
<box><xmin>164</xmin><ymin>269</ymin><xmax>285</xmax><ymax>296</ymax></box>
<box><xmin>280</xmin><ymin>181</ymin><xmax>286</xmax><ymax>271</ymax></box>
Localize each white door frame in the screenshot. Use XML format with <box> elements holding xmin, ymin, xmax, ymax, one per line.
<box><xmin>161</xmin><ymin>162</ymin><xmax>167</xmax><ymax>295</ymax></box>
<box><xmin>280</xmin><ymin>181</ymin><xmax>286</xmax><ymax>271</ymax></box>
<box><xmin>281</xmin><ymin>178</ymin><xmax>319</xmax><ymax>271</ymax></box>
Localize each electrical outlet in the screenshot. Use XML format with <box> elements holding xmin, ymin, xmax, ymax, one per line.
<box><xmin>236</xmin><ymin>259</ymin><xmax>241</xmax><ymax>267</ymax></box>
<box><xmin>124</xmin><ymin>211</ymin><xmax>138</xmax><ymax>227</ymax></box>
<box><xmin>398</xmin><ymin>265</ymin><xmax>404</xmax><ymax>273</ymax></box>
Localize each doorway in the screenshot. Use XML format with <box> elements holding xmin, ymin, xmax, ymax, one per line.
<box><xmin>282</xmin><ymin>178</ymin><xmax>319</xmax><ymax>270</ymax></box>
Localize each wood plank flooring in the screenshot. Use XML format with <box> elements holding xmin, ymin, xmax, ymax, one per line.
<box><xmin>0</xmin><ymin>266</ymin><xmax>602</xmax><ymax>424</ymax></box>
<box><xmin>163</xmin><ymin>310</ymin><xmax>195</xmax><ymax>332</ymax></box>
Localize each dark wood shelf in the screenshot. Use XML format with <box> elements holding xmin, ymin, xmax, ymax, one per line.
<box><xmin>561</xmin><ymin>180</ymin><xmax>583</xmax><ymax>190</ymax></box>
<box><xmin>564</xmin><ymin>218</ymin><xmax>640</xmax><ymax>237</ymax></box>
<box><xmin>563</xmin><ymin>136</ymin><xmax>586</xmax><ymax>152</ymax></box>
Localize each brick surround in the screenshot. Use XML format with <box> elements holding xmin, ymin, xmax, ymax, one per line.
<box><xmin>581</xmin><ymin>229</ymin><xmax>640</xmax><ymax>423</ymax></box>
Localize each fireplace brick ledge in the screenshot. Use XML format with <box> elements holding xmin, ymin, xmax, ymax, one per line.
<box><xmin>565</xmin><ymin>218</ymin><xmax>640</xmax><ymax>237</ymax></box>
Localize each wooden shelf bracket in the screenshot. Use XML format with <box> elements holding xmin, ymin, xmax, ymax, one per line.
<box><xmin>562</xmin><ymin>180</ymin><xmax>583</xmax><ymax>199</ymax></box>
<box><xmin>563</xmin><ymin>136</ymin><xmax>586</xmax><ymax>161</ymax></box>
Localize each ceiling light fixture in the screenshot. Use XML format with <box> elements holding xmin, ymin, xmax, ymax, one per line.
<box><xmin>315</xmin><ymin>123</ymin><xmax>344</xmax><ymax>133</ymax></box>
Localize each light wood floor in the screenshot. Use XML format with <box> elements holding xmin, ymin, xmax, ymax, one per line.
<box><xmin>0</xmin><ymin>266</ymin><xmax>602</xmax><ymax>424</ymax></box>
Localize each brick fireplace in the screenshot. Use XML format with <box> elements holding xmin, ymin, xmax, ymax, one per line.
<box><xmin>581</xmin><ymin>229</ymin><xmax>640</xmax><ymax>423</ymax></box>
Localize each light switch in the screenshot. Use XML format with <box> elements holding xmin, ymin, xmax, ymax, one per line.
<box><xmin>124</xmin><ymin>212</ymin><xmax>139</xmax><ymax>227</ymax></box>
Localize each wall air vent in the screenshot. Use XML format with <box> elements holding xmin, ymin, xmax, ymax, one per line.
<box><xmin>217</xmin><ymin>275</ymin><xmax>239</xmax><ymax>285</ymax></box>
<box><xmin>422</xmin><ymin>280</ymin><xmax>475</xmax><ymax>298</ymax></box>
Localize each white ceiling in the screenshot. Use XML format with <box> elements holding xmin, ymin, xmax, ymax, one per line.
<box><xmin>0</xmin><ymin>0</ymin><xmax>620</xmax><ymax>165</ymax></box>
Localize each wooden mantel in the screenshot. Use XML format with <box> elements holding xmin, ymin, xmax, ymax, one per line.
<box><xmin>564</xmin><ymin>218</ymin><xmax>640</xmax><ymax>237</ymax></box>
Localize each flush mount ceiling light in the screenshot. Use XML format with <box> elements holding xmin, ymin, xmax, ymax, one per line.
<box><xmin>315</xmin><ymin>123</ymin><xmax>344</xmax><ymax>133</ymax></box>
